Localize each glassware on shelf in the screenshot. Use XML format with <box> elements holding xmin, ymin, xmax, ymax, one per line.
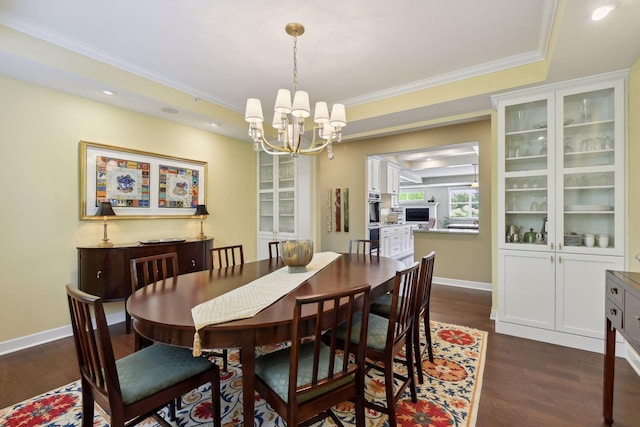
<box><xmin>579</xmin><ymin>98</ymin><xmax>591</xmax><ymax>122</ymax></box>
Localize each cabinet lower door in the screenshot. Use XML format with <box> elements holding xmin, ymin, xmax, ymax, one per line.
<box><xmin>499</xmin><ymin>250</ymin><xmax>555</xmax><ymax>330</ymax></box>
<box><xmin>555</xmin><ymin>253</ymin><xmax>624</xmax><ymax>339</ymax></box>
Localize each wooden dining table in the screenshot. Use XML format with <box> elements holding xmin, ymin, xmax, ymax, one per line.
<box><xmin>126</xmin><ymin>252</ymin><xmax>403</xmax><ymax>424</ymax></box>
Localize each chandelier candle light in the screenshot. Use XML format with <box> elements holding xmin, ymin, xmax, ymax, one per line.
<box><xmin>245</xmin><ymin>23</ymin><xmax>346</xmax><ymax>160</ymax></box>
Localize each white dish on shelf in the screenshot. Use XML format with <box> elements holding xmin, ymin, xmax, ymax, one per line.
<box><xmin>564</xmin><ymin>205</ymin><xmax>613</xmax><ymax>211</ymax></box>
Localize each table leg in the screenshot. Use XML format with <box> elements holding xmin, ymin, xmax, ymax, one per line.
<box><xmin>603</xmin><ymin>318</ymin><xmax>615</xmax><ymax>425</ymax></box>
<box><xmin>240</xmin><ymin>333</ymin><xmax>257</xmax><ymax>425</ymax></box>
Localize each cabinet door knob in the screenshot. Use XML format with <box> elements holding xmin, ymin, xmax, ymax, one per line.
<box><xmin>550</xmin><ymin>256</ymin><xmax>554</xmax><ymax>263</ymax></box>
<box><xmin>550</xmin><ymin>242</ymin><xmax>554</xmax><ymax>250</ymax></box>
<box><xmin>192</xmin><ymin>259</ymin><xmax>196</xmax><ymax>267</ymax></box>
<box><xmin>558</xmin><ymin>256</ymin><xmax>562</xmax><ymax>264</ymax></box>
<box><xmin>610</xmin><ymin>308</ymin><xmax>617</xmax><ymax>316</ymax></box>
<box><xmin>610</xmin><ymin>287</ymin><xmax>618</xmax><ymax>295</ymax></box>
<box><xmin>96</xmin><ymin>270</ymin><xmax>102</xmax><ymax>279</ymax></box>
<box><xmin>559</xmin><ymin>243</ymin><xmax>563</xmax><ymax>250</ymax></box>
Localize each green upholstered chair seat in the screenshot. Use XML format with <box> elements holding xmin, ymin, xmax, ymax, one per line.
<box><xmin>336</xmin><ymin>311</ymin><xmax>389</xmax><ymax>352</ymax></box>
<box><xmin>116</xmin><ymin>343</ymin><xmax>213</xmax><ymax>405</ymax></box>
<box><xmin>370</xmin><ymin>292</ymin><xmax>405</xmax><ymax>317</ymax></box>
<box><xmin>255</xmin><ymin>340</ymin><xmax>354</xmax><ymax>403</ymax></box>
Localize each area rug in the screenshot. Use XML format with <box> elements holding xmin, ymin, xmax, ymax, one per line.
<box><xmin>0</xmin><ymin>321</ymin><xmax>487</xmax><ymax>427</ymax></box>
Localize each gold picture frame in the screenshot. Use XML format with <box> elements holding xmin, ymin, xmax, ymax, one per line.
<box><xmin>80</xmin><ymin>141</ymin><xmax>207</xmax><ymax>219</ymax></box>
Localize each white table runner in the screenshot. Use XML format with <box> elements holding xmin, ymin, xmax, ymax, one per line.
<box><xmin>191</xmin><ymin>251</ymin><xmax>341</xmax><ymax>355</ymax></box>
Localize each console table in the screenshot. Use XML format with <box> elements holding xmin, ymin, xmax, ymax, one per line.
<box><xmin>604</xmin><ymin>270</ymin><xmax>640</xmax><ymax>425</ymax></box>
<box><xmin>77</xmin><ymin>238</ymin><xmax>213</xmax><ymax>331</ymax></box>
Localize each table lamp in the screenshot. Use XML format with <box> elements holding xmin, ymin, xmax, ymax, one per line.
<box><xmin>194</xmin><ymin>204</ymin><xmax>209</xmax><ymax>240</ymax></box>
<box><xmin>95</xmin><ymin>201</ymin><xmax>116</xmax><ymax>247</ymax></box>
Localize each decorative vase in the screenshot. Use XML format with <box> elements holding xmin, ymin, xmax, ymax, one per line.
<box><xmin>281</xmin><ymin>240</ymin><xmax>314</xmax><ymax>273</ymax></box>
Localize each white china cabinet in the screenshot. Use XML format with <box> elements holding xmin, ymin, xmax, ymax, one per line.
<box><xmin>493</xmin><ymin>71</ymin><xmax>627</xmax><ymax>352</ymax></box>
<box><xmin>257</xmin><ymin>151</ymin><xmax>311</xmax><ymax>260</ymax></box>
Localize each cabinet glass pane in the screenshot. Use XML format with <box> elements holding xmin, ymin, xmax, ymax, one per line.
<box><xmin>504</xmin><ymin>100</ymin><xmax>548</xmax><ymax>173</ymax></box>
<box><xmin>562</xmin><ymin>88</ymin><xmax>615</xmax><ymax>169</ymax></box>
<box><xmin>563</xmin><ymin>171</ymin><xmax>615</xmax><ymax>249</ymax></box>
<box><xmin>259</xmin><ymin>152</ymin><xmax>274</xmax><ymax>191</ymax></box>
<box><xmin>504</xmin><ymin>175</ymin><xmax>549</xmax><ymax>244</ymax></box>
<box><xmin>278</xmin><ymin>190</ymin><xmax>295</xmax><ymax>233</ymax></box>
<box><xmin>278</xmin><ymin>157</ymin><xmax>295</xmax><ymax>189</ymax></box>
<box><xmin>259</xmin><ymin>193</ymin><xmax>274</xmax><ymax>232</ymax></box>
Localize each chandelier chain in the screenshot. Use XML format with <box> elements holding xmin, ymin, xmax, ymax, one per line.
<box><xmin>292</xmin><ymin>35</ymin><xmax>298</xmax><ymax>92</ymax></box>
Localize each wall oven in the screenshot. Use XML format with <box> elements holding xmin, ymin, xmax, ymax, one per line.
<box><xmin>367</xmin><ymin>192</ymin><xmax>381</xmax><ymax>227</ymax></box>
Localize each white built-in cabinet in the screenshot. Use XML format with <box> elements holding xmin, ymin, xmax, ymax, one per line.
<box><xmin>381</xmin><ymin>161</ymin><xmax>400</xmax><ymax>195</ymax></box>
<box><xmin>380</xmin><ymin>225</ymin><xmax>414</xmax><ymax>266</ymax></box>
<box><xmin>257</xmin><ymin>151</ymin><xmax>311</xmax><ymax>260</ymax></box>
<box><xmin>493</xmin><ymin>71</ymin><xmax>627</xmax><ymax>352</ymax></box>
<box><xmin>368</xmin><ymin>158</ymin><xmax>381</xmax><ymax>193</ymax></box>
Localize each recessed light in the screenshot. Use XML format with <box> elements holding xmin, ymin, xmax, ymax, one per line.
<box><xmin>102</xmin><ymin>89</ymin><xmax>117</xmax><ymax>96</ymax></box>
<box><xmin>210</xmin><ymin>122</ymin><xmax>220</xmax><ymax>127</ymax></box>
<box><xmin>592</xmin><ymin>4</ymin><xmax>615</xmax><ymax>21</ymax></box>
<box><xmin>160</xmin><ymin>107</ymin><xmax>180</xmax><ymax>114</ymax></box>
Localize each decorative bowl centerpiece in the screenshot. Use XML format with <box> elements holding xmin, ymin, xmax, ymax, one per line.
<box><xmin>281</xmin><ymin>240</ymin><xmax>314</xmax><ymax>273</ymax></box>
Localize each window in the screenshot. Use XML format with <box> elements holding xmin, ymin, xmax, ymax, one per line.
<box><xmin>399</xmin><ymin>188</ymin><xmax>426</xmax><ymax>203</ymax></box>
<box><xmin>449</xmin><ymin>188</ymin><xmax>479</xmax><ymax>218</ymax></box>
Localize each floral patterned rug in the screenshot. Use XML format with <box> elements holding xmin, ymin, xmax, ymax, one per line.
<box><xmin>0</xmin><ymin>321</ymin><xmax>487</xmax><ymax>427</ymax></box>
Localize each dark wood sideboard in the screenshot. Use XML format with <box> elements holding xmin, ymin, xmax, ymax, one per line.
<box><xmin>604</xmin><ymin>270</ymin><xmax>640</xmax><ymax>425</ymax></box>
<box><xmin>78</xmin><ymin>238</ymin><xmax>213</xmax><ymax>331</ymax></box>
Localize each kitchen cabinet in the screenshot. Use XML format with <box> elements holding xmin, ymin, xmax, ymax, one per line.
<box><xmin>368</xmin><ymin>157</ymin><xmax>381</xmax><ymax>192</ymax></box>
<box><xmin>380</xmin><ymin>225</ymin><xmax>414</xmax><ymax>266</ymax></box>
<box><xmin>257</xmin><ymin>151</ymin><xmax>311</xmax><ymax>260</ymax></box>
<box><xmin>493</xmin><ymin>71</ymin><xmax>627</xmax><ymax>351</ymax></box>
<box><xmin>381</xmin><ymin>161</ymin><xmax>400</xmax><ymax>195</ymax></box>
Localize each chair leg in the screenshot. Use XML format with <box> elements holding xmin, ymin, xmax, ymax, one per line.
<box><xmin>425</xmin><ymin>313</ymin><xmax>434</xmax><ymax>363</ymax></box>
<box><xmin>384</xmin><ymin>356</ymin><xmax>398</xmax><ymax>427</ymax></box>
<box><xmin>211</xmin><ymin>370</ymin><xmax>222</xmax><ymax>427</ymax></box>
<box><xmin>222</xmin><ymin>349</ymin><xmax>228</xmax><ymax>372</ymax></box>
<box><xmin>81</xmin><ymin>380</ymin><xmax>95</xmax><ymax>427</ymax></box>
<box><xmin>405</xmin><ymin>334</ymin><xmax>418</xmax><ymax>403</ymax></box>
<box><xmin>413</xmin><ymin>320</ymin><xmax>424</xmax><ymax>384</ymax></box>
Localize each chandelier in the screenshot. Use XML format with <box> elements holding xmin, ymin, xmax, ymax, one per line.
<box><xmin>244</xmin><ymin>23</ymin><xmax>346</xmax><ymax>160</ymax></box>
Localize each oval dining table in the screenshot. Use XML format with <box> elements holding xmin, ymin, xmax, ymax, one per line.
<box><xmin>126</xmin><ymin>252</ymin><xmax>403</xmax><ymax>424</ymax></box>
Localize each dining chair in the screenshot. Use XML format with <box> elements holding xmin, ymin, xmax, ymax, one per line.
<box><xmin>370</xmin><ymin>252</ymin><xmax>436</xmax><ymax>384</ymax></box>
<box><xmin>413</xmin><ymin>251</ymin><xmax>436</xmax><ymax>384</ymax></box>
<box><xmin>129</xmin><ymin>252</ymin><xmax>179</xmax><ymax>351</ymax></box>
<box><xmin>334</xmin><ymin>263</ymin><xmax>420</xmax><ymax>427</ymax></box>
<box><xmin>66</xmin><ymin>284</ymin><xmax>221</xmax><ymax>427</ymax></box>
<box><xmin>209</xmin><ymin>245</ymin><xmax>244</xmax><ymax>269</ymax></box>
<box><xmin>254</xmin><ymin>284</ymin><xmax>371</xmax><ymax>427</ymax></box>
<box><xmin>348</xmin><ymin>239</ymin><xmax>379</xmax><ymax>260</ymax></box>
<box><xmin>268</xmin><ymin>240</ymin><xmax>280</xmax><ymax>260</ymax></box>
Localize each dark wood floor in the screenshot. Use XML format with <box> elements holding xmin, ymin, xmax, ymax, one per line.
<box><xmin>1</xmin><ymin>285</ymin><xmax>639</xmax><ymax>426</ymax></box>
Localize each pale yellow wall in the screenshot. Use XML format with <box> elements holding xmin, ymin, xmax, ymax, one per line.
<box><xmin>315</xmin><ymin>120</ymin><xmax>493</xmax><ymax>285</ymax></box>
<box><xmin>0</xmin><ymin>76</ymin><xmax>256</xmax><ymax>343</ymax></box>
<box><xmin>628</xmin><ymin>57</ymin><xmax>640</xmax><ymax>271</ymax></box>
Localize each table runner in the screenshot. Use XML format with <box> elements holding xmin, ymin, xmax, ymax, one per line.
<box><xmin>191</xmin><ymin>251</ymin><xmax>341</xmax><ymax>356</ymax></box>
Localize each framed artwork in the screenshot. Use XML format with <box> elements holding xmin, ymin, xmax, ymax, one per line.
<box><xmin>80</xmin><ymin>141</ymin><xmax>207</xmax><ymax>219</ymax></box>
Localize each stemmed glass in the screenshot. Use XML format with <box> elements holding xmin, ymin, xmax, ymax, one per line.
<box><xmin>579</xmin><ymin>98</ymin><xmax>591</xmax><ymax>122</ymax></box>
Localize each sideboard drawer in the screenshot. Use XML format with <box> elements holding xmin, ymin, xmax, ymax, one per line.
<box><xmin>605</xmin><ymin>298</ymin><xmax>623</xmax><ymax>331</ymax></box>
<box><xmin>606</xmin><ymin>274</ymin><xmax>625</xmax><ymax>307</ymax></box>
<box><xmin>624</xmin><ymin>290</ymin><xmax>640</xmax><ymax>346</ymax></box>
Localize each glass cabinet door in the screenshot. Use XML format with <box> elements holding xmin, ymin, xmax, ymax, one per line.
<box><xmin>502</xmin><ymin>96</ymin><xmax>554</xmax><ymax>248</ymax></box>
<box><xmin>259</xmin><ymin>152</ymin><xmax>274</xmax><ymax>191</ymax></box>
<box><xmin>557</xmin><ymin>84</ymin><xmax>622</xmax><ymax>254</ymax></box>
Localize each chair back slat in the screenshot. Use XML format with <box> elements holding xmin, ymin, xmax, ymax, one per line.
<box><xmin>388</xmin><ymin>262</ymin><xmax>420</xmax><ymax>346</ymax></box>
<box><xmin>289</xmin><ymin>285</ymin><xmax>371</xmax><ymax>405</ymax></box>
<box><xmin>268</xmin><ymin>241</ymin><xmax>280</xmax><ymax>260</ymax></box>
<box><xmin>417</xmin><ymin>251</ymin><xmax>436</xmax><ymax>315</ymax></box>
<box><xmin>348</xmin><ymin>239</ymin><xmax>379</xmax><ymax>260</ymax></box>
<box><xmin>130</xmin><ymin>252</ymin><xmax>179</xmax><ymax>294</ymax></box>
<box><xmin>209</xmin><ymin>245</ymin><xmax>244</xmax><ymax>269</ymax></box>
<box><xmin>66</xmin><ymin>285</ymin><xmax>121</xmax><ymax>401</ymax></box>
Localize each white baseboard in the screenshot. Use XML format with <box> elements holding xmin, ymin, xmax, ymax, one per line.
<box><xmin>433</xmin><ymin>276</ymin><xmax>492</xmax><ymax>292</ymax></box>
<box><xmin>0</xmin><ymin>311</ymin><xmax>126</xmax><ymax>356</ymax></box>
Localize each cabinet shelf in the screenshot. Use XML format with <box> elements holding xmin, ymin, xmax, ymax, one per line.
<box><xmin>505</xmin><ymin>154</ymin><xmax>547</xmax><ymax>162</ymax></box>
<box><xmin>506</xmin><ymin>211</ymin><xmax>548</xmax><ymax>215</ymax></box>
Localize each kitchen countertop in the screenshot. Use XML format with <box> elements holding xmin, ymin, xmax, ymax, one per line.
<box><xmin>414</xmin><ymin>228</ymin><xmax>479</xmax><ymax>235</ymax></box>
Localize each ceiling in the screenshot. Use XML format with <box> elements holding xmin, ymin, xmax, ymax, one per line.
<box><xmin>1</xmin><ymin>0</ymin><xmax>639</xmax><ymax>146</ymax></box>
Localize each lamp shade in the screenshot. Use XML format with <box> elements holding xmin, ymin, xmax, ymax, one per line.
<box><xmin>329</xmin><ymin>104</ymin><xmax>347</xmax><ymax>128</ymax></box>
<box><xmin>314</xmin><ymin>101</ymin><xmax>330</xmax><ymax>124</ymax></box>
<box><xmin>194</xmin><ymin>204</ymin><xmax>209</xmax><ymax>216</ymax></box>
<box><xmin>245</xmin><ymin>98</ymin><xmax>264</xmax><ymax>123</ymax></box>
<box><xmin>95</xmin><ymin>201</ymin><xmax>116</xmax><ymax>217</ymax></box>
